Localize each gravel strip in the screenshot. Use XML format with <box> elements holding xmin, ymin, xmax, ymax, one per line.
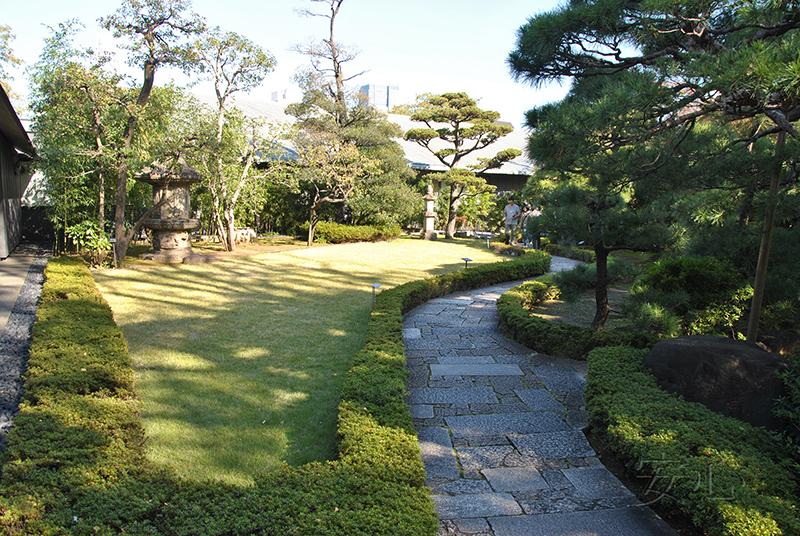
<box><xmin>0</xmin><ymin>244</ymin><xmax>50</xmax><ymax>451</ymax></box>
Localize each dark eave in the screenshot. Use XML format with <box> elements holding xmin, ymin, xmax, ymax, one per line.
<box><xmin>0</xmin><ymin>84</ymin><xmax>36</xmax><ymax>158</ymax></box>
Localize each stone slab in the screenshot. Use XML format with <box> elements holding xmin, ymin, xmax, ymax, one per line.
<box><xmin>531</xmin><ymin>365</ymin><xmax>586</xmax><ymax>393</ymax></box>
<box><xmin>562</xmin><ymin>467</ymin><xmax>637</xmax><ymax>500</ymax></box>
<box><xmin>437</xmin><ymin>355</ymin><xmax>497</xmax><ymax>364</ymax></box>
<box><xmin>453</xmin><ymin>518</ymin><xmax>491</xmax><ymax>535</ymax></box>
<box><xmin>445</xmin><ymin>412</ymin><xmax>570</xmax><ymax>438</ymax></box>
<box><xmin>432</xmin><ymin>326</ymin><xmax>498</xmax><ymax>337</ymax></box>
<box><xmin>432</xmin><ymin>493</ymin><xmax>522</xmax><ymax>519</ymax></box>
<box><xmin>482</xmin><ymin>466</ymin><xmax>548</xmax><ymax>492</ymax></box>
<box><xmin>406</xmin><ymin>339</ymin><xmax>476</xmax><ymax>350</ymax></box>
<box><xmin>409</xmin><ymin>404</ymin><xmax>434</xmax><ymax>419</ymax></box>
<box><xmin>431</xmin><ymin>364</ymin><xmax>523</xmax><ymax>377</ymax></box>
<box><xmin>515</xmin><ymin>389</ymin><xmax>566</xmax><ymax>413</ymax></box>
<box><xmin>409</xmin><ymin>388</ymin><xmax>498</xmax><ymax>405</ymax></box>
<box><xmin>417</xmin><ymin>426</ymin><xmax>460</xmax><ymax>482</ymax></box>
<box><xmin>435</xmin><ymin>479</ymin><xmax>493</xmax><ymax>495</ymax></box>
<box><xmin>456</xmin><ymin>445</ymin><xmax>516</xmax><ymax>472</ymax></box>
<box><xmin>510</xmin><ymin>431</ymin><xmax>595</xmax><ymax>459</ymax></box>
<box><xmin>402</xmin><ymin>327</ymin><xmax>422</xmax><ymax>339</ymax></box>
<box><xmin>489</xmin><ymin>507</ymin><xmax>678</xmax><ymax>536</ymax></box>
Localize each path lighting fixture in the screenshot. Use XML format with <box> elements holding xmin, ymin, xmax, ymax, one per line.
<box><xmin>462</xmin><ymin>258</ymin><xmax>472</xmax><ymax>270</ymax></box>
<box><xmin>372</xmin><ymin>283</ymin><xmax>382</xmax><ymax>306</ymax></box>
<box><xmin>110</xmin><ymin>238</ymin><xmax>117</xmax><ymax>269</ymax></box>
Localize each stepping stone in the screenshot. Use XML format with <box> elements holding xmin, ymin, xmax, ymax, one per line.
<box><xmin>509</xmin><ymin>431</ymin><xmax>595</xmax><ymax>459</ymax></box>
<box><xmin>430</xmin><ymin>364</ymin><xmax>523</xmax><ymax>376</ymax></box>
<box><xmin>489</xmin><ymin>507</ymin><xmax>678</xmax><ymax>536</ymax></box>
<box><xmin>445</xmin><ymin>412</ymin><xmax>569</xmax><ymax>438</ymax></box>
<box><xmin>408</xmin><ymin>387</ymin><xmax>498</xmax><ymax>405</ymax></box>
<box><xmin>433</xmin><ymin>493</ymin><xmax>522</xmax><ymax>519</ymax></box>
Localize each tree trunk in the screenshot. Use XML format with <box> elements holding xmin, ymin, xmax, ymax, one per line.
<box><xmin>747</xmin><ymin>129</ymin><xmax>785</xmax><ymax>342</ymax></box>
<box><xmin>307</xmin><ymin>207</ymin><xmax>318</xmax><ymax>246</ymax></box>
<box><xmin>592</xmin><ymin>244</ymin><xmax>610</xmax><ymax>330</ymax></box>
<box><xmin>590</xmin><ymin>193</ymin><xmax>609</xmax><ymax>330</ymax></box>
<box><xmin>445</xmin><ymin>185</ymin><xmax>459</xmax><ymax>239</ymax></box>
<box><xmin>113</xmin><ymin>157</ymin><xmax>130</xmax><ymax>265</ymax></box>
<box><xmin>225</xmin><ymin>203</ymin><xmax>237</xmax><ymax>252</ymax></box>
<box><xmin>113</xmin><ymin>59</ymin><xmax>156</xmax><ymax>266</ymax></box>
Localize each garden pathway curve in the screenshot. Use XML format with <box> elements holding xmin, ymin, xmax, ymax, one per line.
<box><xmin>403</xmin><ymin>256</ymin><xmax>678</xmax><ymax>536</ymax></box>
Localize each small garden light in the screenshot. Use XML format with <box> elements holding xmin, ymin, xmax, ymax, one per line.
<box><xmin>371</xmin><ymin>283</ymin><xmax>382</xmax><ymax>306</ymax></box>
<box><xmin>462</xmin><ymin>257</ymin><xmax>472</xmax><ymax>270</ymax></box>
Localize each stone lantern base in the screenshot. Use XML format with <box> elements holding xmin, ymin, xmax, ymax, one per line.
<box><xmin>421</xmin><ymin>230</ymin><xmax>438</xmax><ymax>240</ymax></box>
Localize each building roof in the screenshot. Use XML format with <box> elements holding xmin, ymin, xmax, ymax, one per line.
<box><xmin>0</xmin><ymin>85</ymin><xmax>35</xmax><ymax>157</ymax></box>
<box><xmin>193</xmin><ymin>94</ymin><xmax>534</xmax><ymax>176</ymax></box>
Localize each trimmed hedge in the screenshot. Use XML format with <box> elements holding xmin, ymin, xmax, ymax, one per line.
<box><xmin>586</xmin><ymin>346</ymin><xmax>800</xmax><ymax>536</ymax></box>
<box><xmin>299</xmin><ymin>221</ymin><xmax>402</xmax><ymax>244</ymax></box>
<box><xmin>544</xmin><ymin>243</ymin><xmax>596</xmax><ymax>263</ymax></box>
<box><xmin>497</xmin><ymin>279</ymin><xmax>657</xmax><ymax>360</ymax></box>
<box><xmin>1</xmin><ymin>249</ymin><xmax>552</xmax><ymax>535</ymax></box>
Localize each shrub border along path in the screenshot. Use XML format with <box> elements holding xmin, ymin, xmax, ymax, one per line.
<box><xmin>1</xmin><ymin>249</ymin><xmax>552</xmax><ymax>535</ymax></box>
<box><xmin>497</xmin><ymin>277</ymin><xmax>800</xmax><ymax>536</ymax></box>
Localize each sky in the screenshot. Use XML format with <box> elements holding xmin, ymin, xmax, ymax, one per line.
<box><xmin>3</xmin><ymin>0</ymin><xmax>571</xmax><ymax>128</ymax></box>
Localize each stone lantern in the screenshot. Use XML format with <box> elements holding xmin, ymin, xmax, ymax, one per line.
<box><xmin>136</xmin><ymin>157</ymin><xmax>211</xmax><ymax>263</ymax></box>
<box><xmin>422</xmin><ymin>184</ymin><xmax>437</xmax><ymax>240</ymax></box>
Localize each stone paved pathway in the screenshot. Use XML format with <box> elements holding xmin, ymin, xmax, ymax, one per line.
<box><xmin>403</xmin><ymin>257</ymin><xmax>678</xmax><ymax>536</ymax></box>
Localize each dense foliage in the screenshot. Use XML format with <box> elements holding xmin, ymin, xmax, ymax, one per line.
<box><xmin>508</xmin><ymin>0</ymin><xmax>800</xmax><ymax>339</ymax></box>
<box><xmin>587</xmin><ymin>346</ymin><xmax>800</xmax><ymax>536</ymax></box>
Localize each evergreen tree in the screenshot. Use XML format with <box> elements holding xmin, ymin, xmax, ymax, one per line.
<box><xmin>509</xmin><ymin>0</ymin><xmax>800</xmax><ymax>338</ymax></box>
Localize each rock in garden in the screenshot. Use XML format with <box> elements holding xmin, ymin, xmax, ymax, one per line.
<box><xmin>643</xmin><ymin>335</ymin><xmax>789</xmax><ymax>431</ymax></box>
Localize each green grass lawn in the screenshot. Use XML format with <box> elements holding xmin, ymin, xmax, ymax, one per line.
<box><xmin>92</xmin><ymin>236</ymin><xmax>505</xmax><ymax>485</ymax></box>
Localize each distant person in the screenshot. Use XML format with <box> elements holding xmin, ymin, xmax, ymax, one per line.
<box><xmin>504</xmin><ymin>198</ymin><xmax>521</xmax><ymax>244</ymax></box>
<box><xmin>530</xmin><ymin>205</ymin><xmax>543</xmax><ymax>249</ymax></box>
<box><xmin>519</xmin><ymin>203</ymin><xmax>532</xmax><ymax>247</ymax></box>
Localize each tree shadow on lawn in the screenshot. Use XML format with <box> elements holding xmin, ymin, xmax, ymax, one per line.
<box><xmin>93</xmin><ymin>245</ymin><xmax>485</xmax><ymax>485</ymax></box>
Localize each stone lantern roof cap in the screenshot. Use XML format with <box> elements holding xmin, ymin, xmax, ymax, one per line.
<box><xmin>136</xmin><ymin>155</ymin><xmax>202</xmax><ymax>186</ymax></box>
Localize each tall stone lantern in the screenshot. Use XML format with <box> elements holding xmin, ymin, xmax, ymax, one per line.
<box><xmin>422</xmin><ymin>184</ymin><xmax>437</xmax><ymax>240</ymax></box>
<box><xmin>136</xmin><ymin>158</ymin><xmax>209</xmax><ymax>263</ymax></box>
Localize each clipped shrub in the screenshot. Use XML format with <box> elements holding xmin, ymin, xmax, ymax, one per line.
<box><xmin>586</xmin><ymin>346</ymin><xmax>800</xmax><ymax>536</ymax></box>
<box><xmin>497</xmin><ymin>279</ymin><xmax>657</xmax><ymax>360</ymax></box>
<box><xmin>544</xmin><ymin>243</ymin><xmax>596</xmax><ymax>263</ymax></box>
<box><xmin>1</xmin><ymin>249</ymin><xmax>555</xmax><ymax>535</ymax></box>
<box><xmin>299</xmin><ymin>221</ymin><xmax>402</xmax><ymax>244</ymax></box>
<box><xmin>623</xmin><ymin>256</ymin><xmax>752</xmax><ymax>337</ymax></box>
<box><xmin>635</xmin><ymin>256</ymin><xmax>743</xmax><ymax>312</ymax></box>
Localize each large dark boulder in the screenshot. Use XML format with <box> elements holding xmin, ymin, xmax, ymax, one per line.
<box><xmin>643</xmin><ymin>335</ymin><xmax>789</xmax><ymax>431</ymax></box>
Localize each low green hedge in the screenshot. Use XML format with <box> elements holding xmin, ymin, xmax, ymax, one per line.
<box><xmin>1</xmin><ymin>249</ymin><xmax>552</xmax><ymax>535</ymax></box>
<box><xmin>300</xmin><ymin>221</ymin><xmax>402</xmax><ymax>244</ymax></box>
<box><xmin>543</xmin><ymin>243</ymin><xmax>596</xmax><ymax>263</ymax></box>
<box><xmin>497</xmin><ymin>279</ymin><xmax>657</xmax><ymax>360</ymax></box>
<box><xmin>586</xmin><ymin>346</ymin><xmax>800</xmax><ymax>536</ymax></box>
